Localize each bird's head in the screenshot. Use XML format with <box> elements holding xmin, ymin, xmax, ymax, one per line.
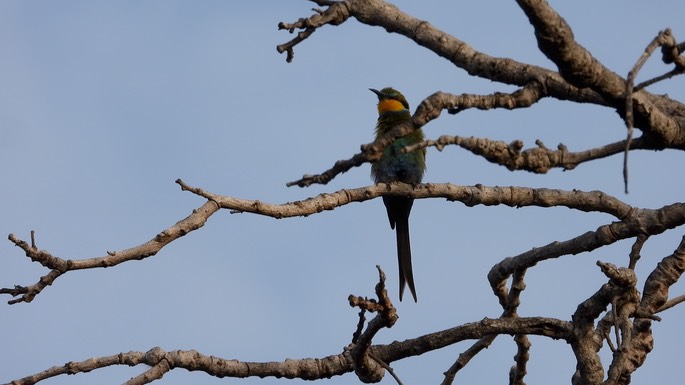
<box><xmin>370</xmin><ymin>87</ymin><xmax>410</xmax><ymax>115</ymax></box>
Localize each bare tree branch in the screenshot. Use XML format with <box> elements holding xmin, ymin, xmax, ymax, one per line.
<box><xmin>510</xmin><ymin>333</ymin><xmax>531</xmax><ymax>385</ymax></box>
<box><xmin>628</xmin><ymin>234</ymin><xmax>649</xmax><ymax>270</ymax></box>
<box><xmin>7</xmin><ymin>180</ymin><xmax>661</xmax><ymax>305</ymax></box>
<box><xmin>5</xmin><ymin>1</ymin><xmax>685</xmax><ymax>384</ymax></box>
<box><xmin>181</xmin><ymin>180</ymin><xmax>636</xmax><ymax>219</ymax></box>
<box><xmin>515</xmin><ymin>0</ymin><xmax>685</xmax><ymax>149</ymax></box>
<box><xmin>278</xmin><ymin>0</ymin><xmax>685</xmax><ymax>139</ymax></box>
<box><xmin>443</xmin><ymin>269</ymin><xmax>530</xmax><ymax>385</ymax></box>
<box><xmin>405</xmin><ymin>135</ymin><xmax>657</xmax><ymax>174</ymax></box>
<box><xmin>656</xmin><ymin>293</ymin><xmax>685</xmax><ymax>313</ymax></box>
<box><xmin>569</xmin><ymin>263</ymin><xmax>639</xmax><ymax>385</ymax></box>
<box><xmin>288</xmin><ymin>90</ymin><xmax>465</xmax><ymax>187</ymax></box>
<box><xmin>281</xmin><ymin>1</ymin><xmax>685</xmax><ymax>188</ymax></box>
<box><xmin>441</xmin><ymin>335</ymin><xmax>497</xmax><ymax>385</ymax></box>
<box><xmin>2</xmin><ymin>181</ymin><xmax>641</xmax><ymax>304</ymax></box>
<box><xmin>5</xmin><ymin>317</ymin><xmax>572</xmax><ymax>385</ymax></box>
<box><xmin>347</xmin><ymin>267</ymin><xmax>398</xmax><ymax>383</ymax></box>
<box><xmin>2</xmin><ymin>201</ymin><xmax>218</xmax><ymax>304</ymax></box>
<box><xmin>624</xmin><ymin>29</ymin><xmax>682</xmax><ymax>193</ymax></box>
<box><xmin>277</xmin><ymin>1</ymin><xmax>350</xmax><ymax>63</ymax></box>
<box><xmin>605</xmin><ymin>235</ymin><xmax>685</xmax><ymax>384</ymax></box>
<box><xmin>488</xmin><ymin>203</ymin><xmax>685</xmax><ymax>311</ymax></box>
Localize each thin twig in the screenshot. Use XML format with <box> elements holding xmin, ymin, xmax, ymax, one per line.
<box><xmin>624</xmin><ymin>29</ymin><xmax>677</xmax><ymax>193</ymax></box>
<box><xmin>656</xmin><ymin>294</ymin><xmax>685</xmax><ymax>313</ymax></box>
<box><xmin>629</xmin><ymin>234</ymin><xmax>648</xmax><ymax>269</ymax></box>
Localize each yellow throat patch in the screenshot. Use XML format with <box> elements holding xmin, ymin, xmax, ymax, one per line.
<box><xmin>377</xmin><ymin>99</ymin><xmax>406</xmax><ymax>114</ymax></box>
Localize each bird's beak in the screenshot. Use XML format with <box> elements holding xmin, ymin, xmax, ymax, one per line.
<box><xmin>369</xmin><ymin>88</ymin><xmax>382</xmax><ymax>99</ymax></box>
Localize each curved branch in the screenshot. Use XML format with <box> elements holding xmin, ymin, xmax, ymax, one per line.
<box><xmin>376</xmin><ymin>317</ymin><xmax>572</xmax><ymax>363</ymax></box>
<box><xmin>286</xmin><ymin>151</ymin><xmax>370</xmax><ymax>187</ymax></box>
<box><xmin>1</xmin><ymin>200</ymin><xmax>219</xmax><ymax>304</ymax></box>
<box><xmin>488</xmin><ymin>203</ymin><xmax>685</xmax><ymax>308</ymax></box>
<box><xmin>279</xmin><ymin>0</ymin><xmax>607</xmax><ymax>105</ymax></box>
<box><xmin>6</xmin><ymin>317</ymin><xmax>572</xmax><ymax>385</ymax></box>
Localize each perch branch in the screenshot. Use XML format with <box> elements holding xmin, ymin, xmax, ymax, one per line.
<box><xmin>7</xmin><ymin>179</ymin><xmax>681</xmax><ymax>305</ymax></box>
<box><xmin>180</xmin><ymin>180</ymin><xmax>636</xmax><ymax>220</ymax></box>
<box><xmin>3</xmin><ymin>180</ymin><xmax>642</xmax><ymax>304</ymax></box>
<box><xmin>287</xmin><ymin>90</ymin><xmax>464</xmax><ymax>187</ymax></box>
<box><xmin>288</xmin><ymin>85</ymin><xmax>582</xmax><ymax>187</ymax></box>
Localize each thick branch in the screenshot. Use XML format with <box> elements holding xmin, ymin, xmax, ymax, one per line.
<box><xmin>6</xmin><ymin>317</ymin><xmax>571</xmax><ymax>385</ymax></box>
<box><xmin>515</xmin><ymin>0</ymin><xmax>623</xmax><ymax>95</ymax></box>
<box><xmin>348</xmin><ymin>0</ymin><xmax>606</xmax><ymax>105</ymax></box>
<box><xmin>4</xmin><ymin>347</ymin><xmax>354</xmax><ymax>385</ymax></box>
<box><xmin>515</xmin><ymin>0</ymin><xmax>685</xmax><ymax>148</ymax></box>
<box><xmin>277</xmin><ymin>0</ymin><xmax>615</xmax><ymax>106</ymax></box>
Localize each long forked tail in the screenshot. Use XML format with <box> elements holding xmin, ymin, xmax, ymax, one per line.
<box><xmin>383</xmin><ymin>196</ymin><xmax>417</xmax><ymax>302</ymax></box>
<box><xmin>395</xmin><ymin>213</ymin><xmax>416</xmax><ymax>302</ymax></box>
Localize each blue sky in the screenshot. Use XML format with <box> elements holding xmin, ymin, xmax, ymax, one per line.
<box><xmin>1</xmin><ymin>1</ymin><xmax>684</xmax><ymax>384</ymax></box>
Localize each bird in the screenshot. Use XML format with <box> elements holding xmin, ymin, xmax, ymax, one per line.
<box><xmin>369</xmin><ymin>87</ymin><xmax>426</xmax><ymax>302</ymax></box>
